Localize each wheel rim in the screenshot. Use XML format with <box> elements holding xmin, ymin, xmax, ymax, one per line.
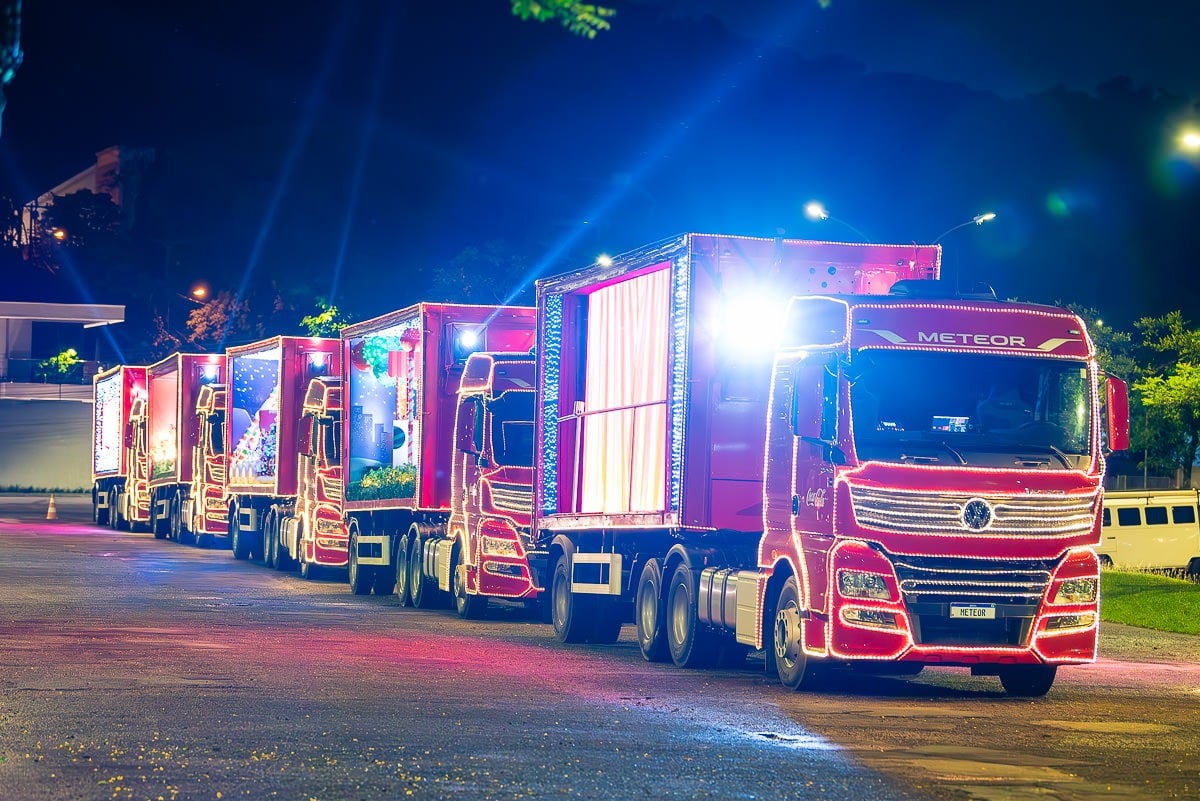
<box><xmin>454</xmin><ymin>562</ymin><xmax>467</xmax><ymax>607</ymax></box>
<box><xmin>408</xmin><ymin>537</ymin><xmax>422</xmax><ymax>601</ymax></box>
<box><xmin>669</xmin><ymin>581</ymin><xmax>690</xmax><ymax>649</ymax></box>
<box><xmin>553</xmin><ymin>564</ymin><xmax>569</xmax><ymax>631</ymax></box>
<box><xmin>775</xmin><ymin>598</ymin><xmax>802</xmax><ymax>669</ymax></box>
<box><xmin>637</xmin><ymin>578</ymin><xmax>657</xmax><ymax>639</ymax></box>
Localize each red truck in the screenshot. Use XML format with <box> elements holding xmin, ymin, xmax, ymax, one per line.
<box><xmin>91</xmin><ymin>364</ymin><xmax>148</xmax><ymax>528</ymax></box>
<box><xmin>142</xmin><ymin>352</ymin><xmax>226</xmax><ymax>544</ymax></box>
<box><xmin>532</xmin><ymin>232</ymin><xmax>1128</xmax><ymax>696</ymax></box>
<box><xmin>181</xmin><ymin>336</ymin><xmax>342</xmax><ymax>569</ymax></box>
<box><xmin>276</xmin><ymin>303</ymin><xmax>537</xmax><ymax>593</ymax></box>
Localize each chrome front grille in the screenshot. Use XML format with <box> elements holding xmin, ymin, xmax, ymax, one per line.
<box><xmin>893</xmin><ymin>555</ymin><xmax>1055</xmax><ymax>606</ymax></box>
<box><xmin>321</xmin><ymin>474</ymin><xmax>342</xmax><ymax>503</ymax></box>
<box><xmin>849</xmin><ymin>485</ymin><xmax>1096</xmax><ymax>536</ymax></box>
<box><xmin>893</xmin><ymin>554</ymin><xmax>1057</xmax><ymax>647</ymax></box>
<box><xmin>490</xmin><ymin>482</ymin><xmax>532</xmax><ymax>515</ymax></box>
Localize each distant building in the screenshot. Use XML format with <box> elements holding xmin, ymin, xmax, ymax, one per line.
<box><xmin>18</xmin><ymin>144</ymin><xmax>154</xmax><ymax>245</ymax></box>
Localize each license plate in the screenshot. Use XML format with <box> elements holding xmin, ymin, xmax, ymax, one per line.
<box><xmin>950</xmin><ymin>604</ymin><xmax>996</xmax><ymax>620</ymax></box>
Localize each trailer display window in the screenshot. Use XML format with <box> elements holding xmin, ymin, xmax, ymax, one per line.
<box><xmin>850</xmin><ymin>351</ymin><xmax>1094</xmax><ymax>469</ymax></box>
<box><xmin>579</xmin><ymin>268</ymin><xmax>670</xmax><ymax>514</ymax></box>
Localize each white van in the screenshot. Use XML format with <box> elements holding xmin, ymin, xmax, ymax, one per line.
<box><xmin>1098</xmin><ymin>490</ymin><xmax>1200</xmax><ymax>576</ymax></box>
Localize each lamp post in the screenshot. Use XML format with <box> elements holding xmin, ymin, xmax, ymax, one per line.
<box><xmin>932</xmin><ymin>211</ymin><xmax>996</xmax><ymax>244</ymax></box>
<box><xmin>804</xmin><ymin>201</ymin><xmax>872</xmax><ymax>243</ymax></box>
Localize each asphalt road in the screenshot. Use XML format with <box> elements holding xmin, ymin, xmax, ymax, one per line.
<box><xmin>1</xmin><ymin>493</ymin><xmax>1198</xmax><ymax>801</ymax></box>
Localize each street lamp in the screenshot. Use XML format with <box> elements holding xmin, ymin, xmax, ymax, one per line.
<box><xmin>804</xmin><ymin>201</ymin><xmax>872</xmax><ymax>243</ymax></box>
<box><xmin>933</xmin><ymin>212</ymin><xmax>996</xmax><ymax>244</ymax></box>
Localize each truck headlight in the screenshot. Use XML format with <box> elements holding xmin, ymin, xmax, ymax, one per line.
<box><xmin>838</xmin><ymin>570</ymin><xmax>892</xmax><ymax>600</ymax></box>
<box><xmin>1053</xmin><ymin>577</ymin><xmax>1097</xmax><ymax>604</ymax></box>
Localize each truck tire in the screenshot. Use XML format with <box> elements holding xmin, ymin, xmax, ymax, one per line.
<box><xmin>452</xmin><ymin>544</ymin><xmax>488</xmax><ymax>620</ymax></box>
<box><xmin>348</xmin><ymin>524</ymin><xmax>375</xmax><ymax>596</ymax></box>
<box><xmin>263</xmin><ymin>510</ymin><xmax>279</xmax><ymax>569</ymax></box>
<box><xmin>589</xmin><ymin>596</ymin><xmax>624</xmax><ymax>644</ymax></box>
<box><xmin>408</xmin><ymin>529</ymin><xmax>433</xmax><ymax>608</ymax></box>
<box><xmin>394</xmin><ymin>532</ymin><xmax>412</xmax><ymax>606</ymax></box>
<box><xmin>666</xmin><ymin>562</ymin><xmax>718</xmax><ymax>668</ymax></box>
<box><xmin>772</xmin><ymin>577</ymin><xmax>817</xmax><ymax>690</ymax></box>
<box><xmin>230</xmin><ymin>501</ymin><xmax>252</xmax><ymax>561</ymax></box>
<box><xmin>372</xmin><ymin>545</ymin><xmax>397</xmax><ymax>596</ymax></box>
<box><xmin>172</xmin><ymin>493</ymin><xmax>195</xmax><ymax>546</ymax></box>
<box><xmin>274</xmin><ymin>512</ymin><xmax>295</xmax><ymax>571</ymax></box>
<box><xmin>636</xmin><ymin>559</ymin><xmax>670</xmax><ymax>662</ymax></box>
<box><xmin>551</xmin><ymin>553</ymin><xmax>592</xmax><ymax>644</ymax></box>
<box><xmin>997</xmin><ymin>665</ymin><xmax>1057</xmax><ymax>697</ymax></box>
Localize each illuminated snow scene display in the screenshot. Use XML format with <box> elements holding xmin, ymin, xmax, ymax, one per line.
<box><xmin>229</xmin><ymin>346</ymin><xmax>283</xmax><ymax>486</ymax></box>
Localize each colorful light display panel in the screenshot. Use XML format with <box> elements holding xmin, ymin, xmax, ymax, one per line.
<box><xmin>346</xmin><ymin>317</ymin><xmax>423</xmax><ymax>501</ymax></box>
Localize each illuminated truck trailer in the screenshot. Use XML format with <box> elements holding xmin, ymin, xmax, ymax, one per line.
<box><xmin>143</xmin><ymin>352</ymin><xmax>226</xmax><ymax>544</ymax></box>
<box><xmin>303</xmin><ymin>303</ymin><xmax>537</xmax><ymax>595</ymax></box>
<box><xmin>184</xmin><ymin>336</ymin><xmax>342</xmax><ymax>572</ymax></box>
<box><xmin>533</xmin><ymin>232</ymin><xmax>1129</xmax><ymax>696</ymax></box>
<box><xmin>91</xmin><ymin>364</ymin><xmax>148</xmax><ymax>529</ymax></box>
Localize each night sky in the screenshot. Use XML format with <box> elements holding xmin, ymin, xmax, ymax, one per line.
<box><xmin>3</xmin><ymin>1</ymin><xmax>1200</xmax><ymax>345</ymax></box>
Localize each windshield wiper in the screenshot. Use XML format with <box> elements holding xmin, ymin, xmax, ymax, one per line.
<box><xmin>1009</xmin><ymin>442</ymin><xmax>1073</xmax><ymax>469</ymax></box>
<box><xmin>897</xmin><ymin>439</ymin><xmax>967</xmax><ymax>465</ymax></box>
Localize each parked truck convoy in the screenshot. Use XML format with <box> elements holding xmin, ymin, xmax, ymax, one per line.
<box><xmin>89</xmin><ymin>232</ymin><xmax>1130</xmax><ymax>696</ymax></box>
<box><xmin>91</xmin><ymin>364</ymin><xmax>148</xmax><ymax>528</ymax></box>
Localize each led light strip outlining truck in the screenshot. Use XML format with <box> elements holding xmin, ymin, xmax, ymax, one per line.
<box><xmin>91</xmin><ymin>364</ymin><xmax>148</xmax><ymax>528</ymax></box>
<box><xmin>297</xmin><ymin>303</ymin><xmax>537</xmax><ymax>597</ymax></box>
<box><xmin>188</xmin><ymin>336</ymin><xmax>342</xmax><ymax>574</ymax></box>
<box><xmin>532</xmin><ymin>232</ymin><xmax>1129</xmax><ymax>696</ymax></box>
<box><xmin>142</xmin><ymin>352</ymin><xmax>226</xmax><ymax>544</ymax></box>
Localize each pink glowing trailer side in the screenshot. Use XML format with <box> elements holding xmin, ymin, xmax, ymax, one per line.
<box><xmin>331</xmin><ymin>303</ymin><xmax>537</xmax><ymax>596</ymax></box>
<box><xmin>91</xmin><ymin>364</ymin><xmax>148</xmax><ymax>528</ymax></box>
<box><xmin>193</xmin><ymin>335</ymin><xmax>343</xmax><ymax>566</ymax></box>
<box><xmin>533</xmin><ymin>231</ymin><xmax>1129</xmax><ymax>696</ymax></box>
<box><xmin>144</xmin><ymin>352</ymin><xmax>226</xmax><ymax>544</ymax></box>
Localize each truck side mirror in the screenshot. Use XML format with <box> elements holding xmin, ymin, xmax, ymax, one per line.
<box><xmin>1104</xmin><ymin>374</ymin><xmax>1130</xmax><ymax>452</ymax></box>
<box><xmin>123</xmin><ymin>422</ymin><xmax>135</xmax><ymax>449</ymax></box>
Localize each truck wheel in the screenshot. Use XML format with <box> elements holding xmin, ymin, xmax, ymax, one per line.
<box><xmin>773</xmin><ymin>577</ymin><xmax>817</xmax><ymax>690</ymax></box>
<box><xmin>551</xmin><ymin>553</ymin><xmax>592</xmax><ymax>644</ymax></box>
<box><xmin>636</xmin><ymin>559</ymin><xmax>670</xmax><ymax>662</ymax></box>
<box><xmin>589</xmin><ymin>597</ymin><xmax>624</xmax><ymax>644</ymax></box>
<box><xmin>408</xmin><ymin>530</ymin><xmax>433</xmax><ymax>608</ymax></box>
<box><xmin>452</xmin><ymin>546</ymin><xmax>488</xmax><ymax>619</ymax></box>
<box><xmin>394</xmin><ymin>532</ymin><xmax>412</xmax><ymax>606</ymax></box>
<box><xmin>230</xmin><ymin>502</ymin><xmax>251</xmax><ymax>561</ymax></box>
<box><xmin>263</xmin><ymin>510</ymin><xmax>279</xmax><ymax>569</ymax></box>
<box><xmin>1187</xmin><ymin>557</ymin><xmax>1200</xmax><ymax>578</ymax></box>
<box><xmin>299</xmin><ymin>557</ymin><xmax>323</xmax><ymax>581</ymax></box>
<box><xmin>274</xmin><ymin>513</ymin><xmax>296</xmax><ymax>572</ymax></box>
<box><xmin>110</xmin><ymin>489</ymin><xmax>131</xmax><ymax>534</ymax></box>
<box><xmin>348</xmin><ymin>525</ymin><xmax>375</xmax><ymax>595</ymax></box>
<box><xmin>997</xmin><ymin>665</ymin><xmax>1057</xmax><ymax>697</ymax></box>
<box><xmin>372</xmin><ymin>541</ymin><xmax>397</xmax><ymax>596</ymax></box>
<box><xmin>666</xmin><ymin>562</ymin><xmax>717</xmax><ymax>668</ymax></box>
<box><xmin>172</xmin><ymin>494</ymin><xmax>195</xmax><ymax>546</ymax></box>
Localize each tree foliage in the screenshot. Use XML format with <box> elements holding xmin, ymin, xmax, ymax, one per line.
<box><xmin>299</xmin><ymin>299</ymin><xmax>353</xmax><ymax>337</ymax></box>
<box><xmin>509</xmin><ymin>0</ymin><xmax>614</xmax><ymax>38</ymax></box>
<box><xmin>430</xmin><ymin>241</ymin><xmax>534</xmax><ymax>305</ymax></box>
<box><xmin>1131</xmin><ymin>311</ymin><xmax>1200</xmax><ymax>486</ymax></box>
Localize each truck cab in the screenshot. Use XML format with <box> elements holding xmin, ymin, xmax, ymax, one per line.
<box><xmin>285</xmin><ymin>376</ymin><xmax>347</xmax><ymax>575</ymax></box>
<box><xmin>445</xmin><ymin>351</ymin><xmax>540</xmax><ymax>617</ymax></box>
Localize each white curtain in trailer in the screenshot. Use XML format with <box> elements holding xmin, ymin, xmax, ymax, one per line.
<box><xmin>580</xmin><ymin>268</ymin><xmax>670</xmax><ymax>513</ymax></box>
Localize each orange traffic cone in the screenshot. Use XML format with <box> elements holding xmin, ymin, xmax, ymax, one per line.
<box><xmin>46</xmin><ymin>493</ymin><xmax>58</xmax><ymax>520</ymax></box>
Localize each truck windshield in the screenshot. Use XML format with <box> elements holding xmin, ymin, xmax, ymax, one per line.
<box><xmin>849</xmin><ymin>350</ymin><xmax>1093</xmax><ymax>469</ymax></box>
<box><xmin>489</xmin><ymin>390</ymin><xmax>534</xmax><ymax>468</ymax></box>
